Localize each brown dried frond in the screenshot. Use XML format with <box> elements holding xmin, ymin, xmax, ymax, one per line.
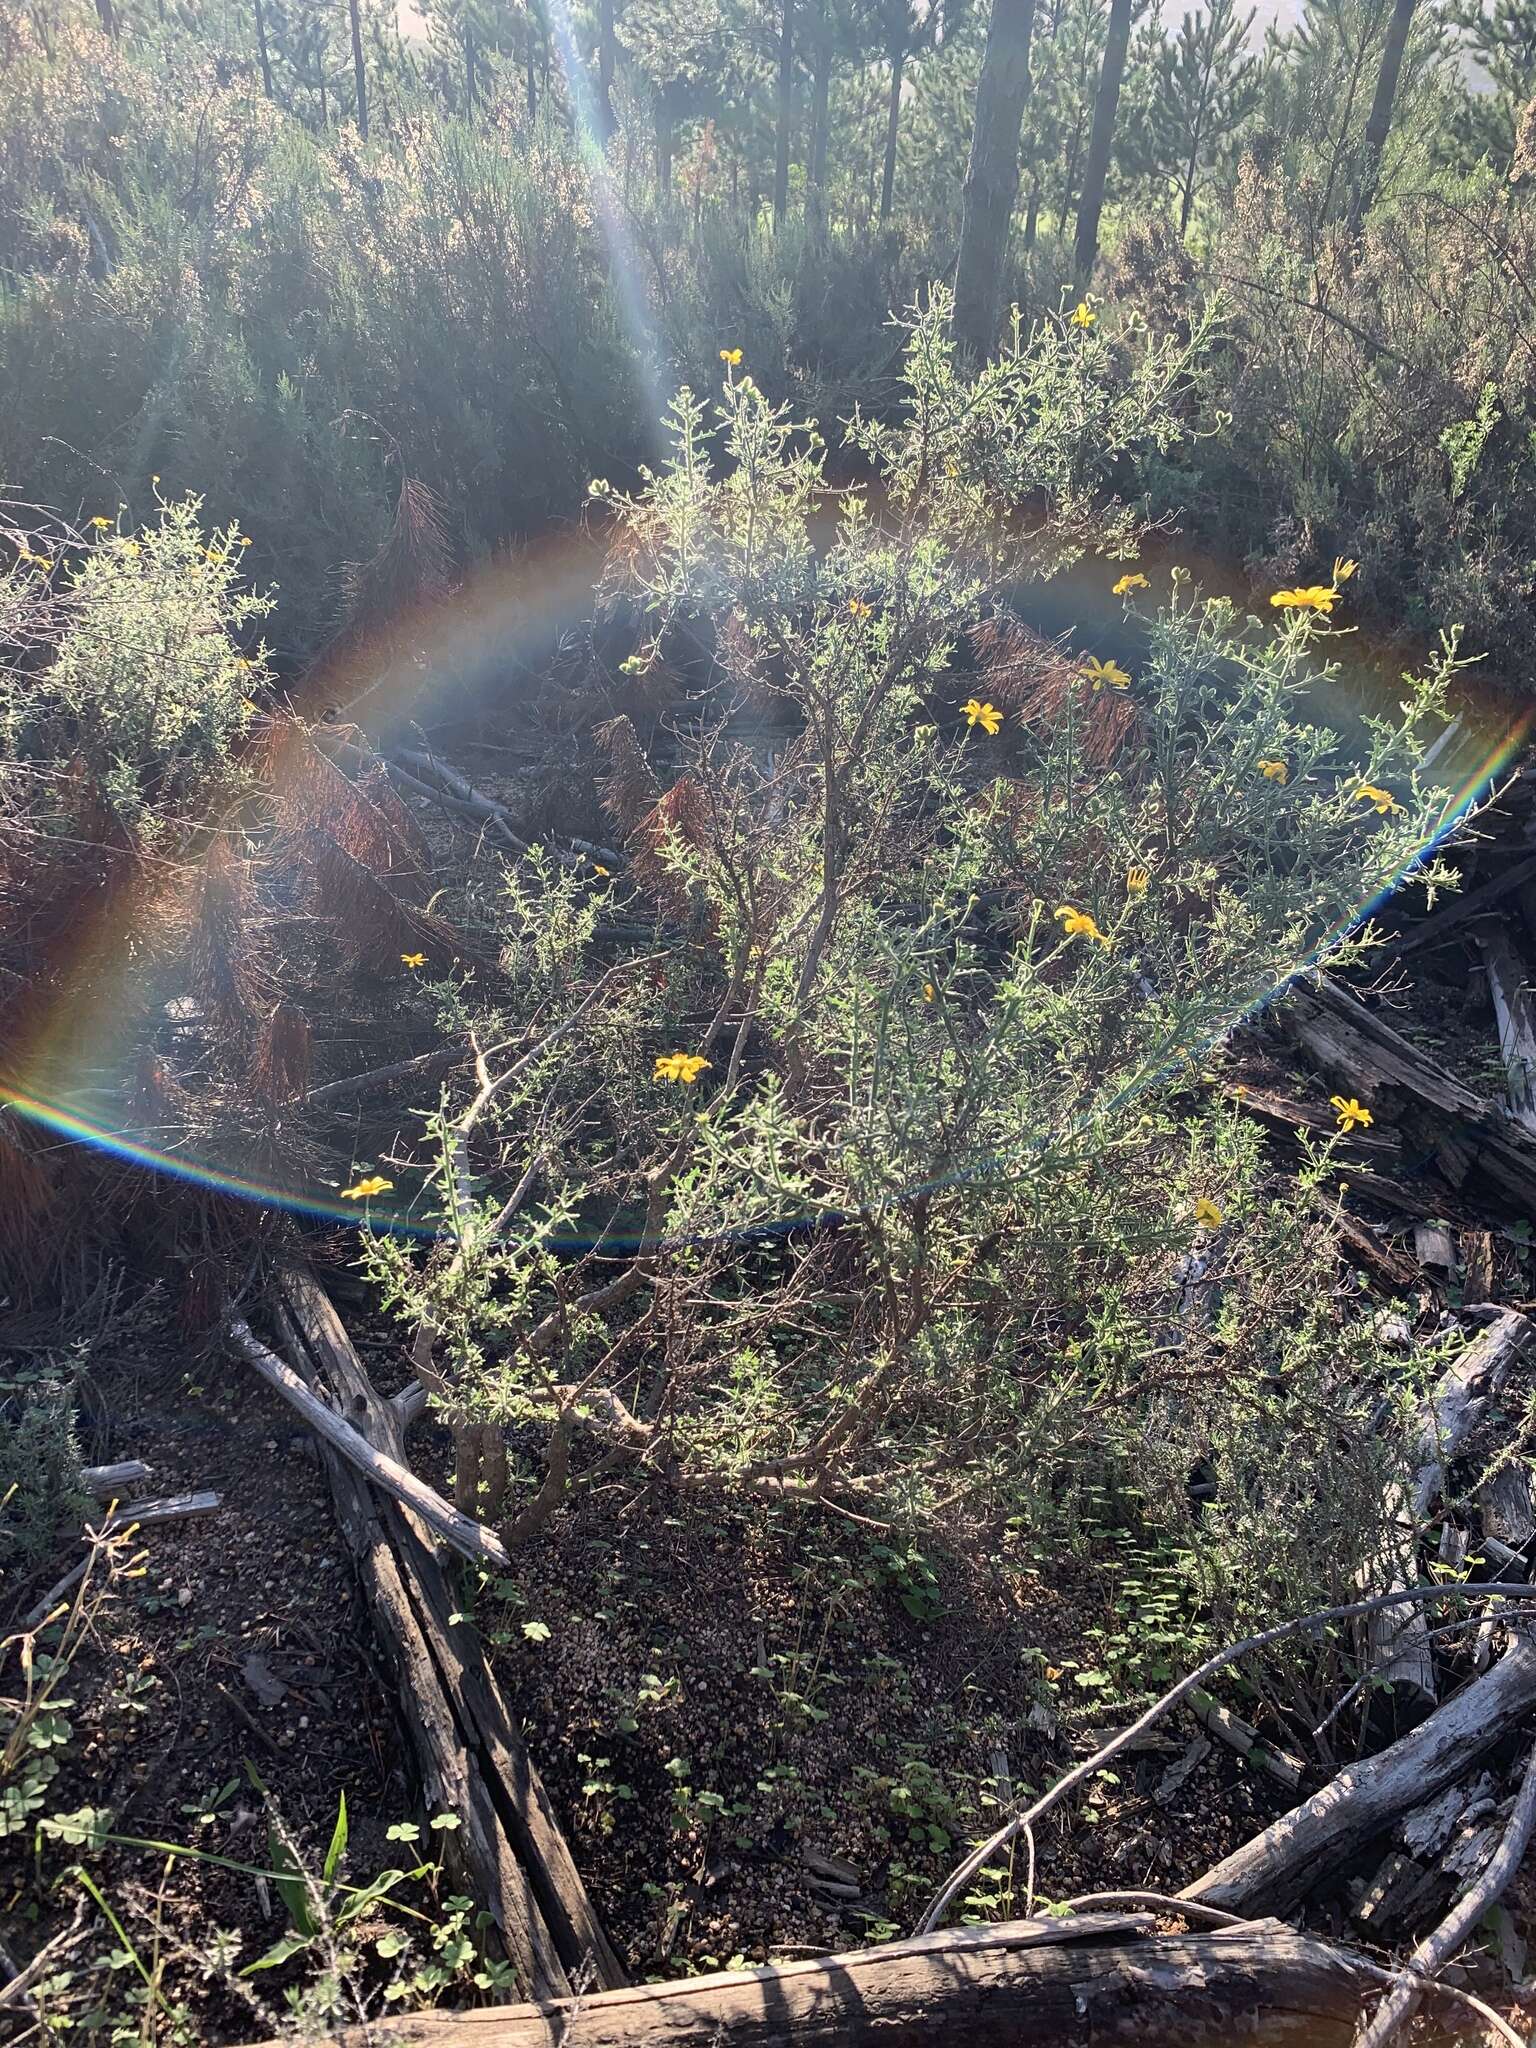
<box><xmin>0</xmin><ymin>1116</ymin><xmax>59</xmax><ymax>1258</ymax></box>
<box><xmin>178</xmin><ymin>1253</ymin><xmax>230</xmax><ymax>1338</ymax></box>
<box><xmin>970</xmin><ymin>618</ymin><xmax>1138</xmax><ymax>767</ymax></box>
<box><xmin>594</xmin><ymin>714</ymin><xmax>661</xmax><ymax>836</ymax></box>
<box><xmin>305</xmin><ymin>827</ymin><xmax>482</xmax><ymax>970</ymax></box>
<box><xmin>629</xmin><ymin>775</ymin><xmax>712</xmax><ymax>920</ymax></box>
<box><xmin>251</xmin><ymin>1002</ymin><xmax>312</xmax><ymax>1105</ymax></box>
<box><xmin>185</xmin><ymin>836</ymin><xmax>268</xmax><ymax>1039</ymax></box>
<box><xmin>275</xmin><ymin>731</ymin><xmax>428</xmax><ymax>893</ymax></box>
<box><xmin>337</xmin><ymin>475</ymin><xmax>453</xmax><ymax>641</ymax></box>
<box><xmin>358</xmin><ymin>764</ymin><xmax>434</xmax><ymax>883</ymax></box>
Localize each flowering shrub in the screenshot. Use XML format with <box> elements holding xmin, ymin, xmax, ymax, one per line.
<box><xmin>368</xmin><ymin>294</ymin><xmax>1453</xmax><ymax>1631</ymax></box>
<box><xmin>3</xmin><ymin>494</ymin><xmax>270</xmax><ymax>835</ymax></box>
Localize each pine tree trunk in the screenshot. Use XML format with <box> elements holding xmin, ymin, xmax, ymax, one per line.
<box><xmin>1350</xmin><ymin>0</ymin><xmax>1416</xmax><ymax>231</ymax></box>
<box><xmin>808</xmin><ymin>19</ymin><xmax>833</xmax><ymax>237</ymax></box>
<box><xmin>1023</xmin><ymin>176</ymin><xmax>1040</xmax><ymax>247</ymax></box>
<box><xmin>93</xmin><ymin>0</ymin><xmax>117</xmax><ymax>35</ymax></box>
<box><xmin>347</xmin><ymin>0</ymin><xmax>369</xmax><ymax>138</ymax></box>
<box><xmin>880</xmin><ymin>47</ymin><xmax>905</xmax><ymax>219</ymax></box>
<box><xmin>774</xmin><ymin>0</ymin><xmax>795</xmax><ymax>226</ymax></box>
<box><xmin>1072</xmin><ymin>0</ymin><xmax>1133</xmax><ymax>280</ymax></box>
<box><xmin>465</xmin><ymin>21</ymin><xmax>476</xmax><ymax>118</ymax></box>
<box><xmin>253</xmin><ymin>0</ymin><xmax>274</xmax><ymax>98</ymax></box>
<box><xmin>953</xmin><ymin>0</ymin><xmax>1039</xmax><ymax>360</ymax></box>
<box><xmin>527</xmin><ymin>36</ymin><xmax>538</xmax><ymax>122</ymax></box>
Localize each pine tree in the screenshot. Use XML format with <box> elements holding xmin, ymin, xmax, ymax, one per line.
<box><xmin>1447</xmin><ymin>0</ymin><xmax>1536</xmax><ymax>167</ymax></box>
<box><xmin>1151</xmin><ymin>0</ymin><xmax>1259</xmax><ymax>235</ymax></box>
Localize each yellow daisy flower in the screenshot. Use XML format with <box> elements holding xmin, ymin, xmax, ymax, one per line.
<box><xmin>962</xmin><ymin>698</ymin><xmax>1003</xmax><ymax>734</ymax></box>
<box><xmin>1330</xmin><ymin>1094</ymin><xmax>1373</xmax><ymax>1132</ymax></box>
<box><xmin>1082</xmin><ymin>655</ymin><xmax>1132</xmax><ymax>691</ymax></box>
<box><xmin>1054</xmin><ymin>905</ymin><xmax>1110</xmax><ymax>948</ymax></box>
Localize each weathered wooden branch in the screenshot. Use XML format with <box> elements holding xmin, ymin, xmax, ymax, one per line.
<box><xmin>269</xmin><ymin>1271</ymin><xmax>624</xmax><ymax>2001</ymax></box>
<box><xmin>80</xmin><ymin>1460</ymin><xmax>152</xmax><ymax>1497</ymax></box>
<box><xmin>225</xmin><ymin>1315</ymin><xmax>511</xmax><ymax>1571</ymax></box>
<box><xmin>1188</xmin><ymin>1689</ymin><xmax>1304</xmax><ymax>1791</ymax></box>
<box><xmin>242</xmin><ymin>1917</ymin><xmax>1420</xmax><ymax>2048</ymax></box>
<box><xmin>303</xmin><ymin>1042</ymin><xmax>468</xmax><ymax>1109</ymax></box>
<box><xmin>1472</xmin><ymin>918</ymin><xmax>1536</xmax><ymax>1135</ymax></box>
<box><xmin>1182</xmin><ymin>1630</ymin><xmax>1536</xmax><ymax>1916</ymax></box>
<box><xmin>1363</xmin><ymin>1310</ymin><xmax>1535</xmax><ymax>1711</ymax></box>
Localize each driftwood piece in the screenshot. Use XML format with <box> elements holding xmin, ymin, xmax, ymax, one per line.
<box><xmin>1406</xmin><ymin>1312</ymin><xmax>1532</xmax><ymax>1523</ymax></box>
<box><xmin>1363</xmin><ymin>1310</ymin><xmax>1535</xmax><ymax>1709</ymax></box>
<box><xmin>1352</xmin><ymin>1773</ymin><xmax>1500</xmax><ymax>1938</ymax></box>
<box><xmin>266</xmin><ymin>1270</ymin><xmax>624</xmax><ymax>2001</ymax></box>
<box><xmin>225</xmin><ymin>1316</ymin><xmax>510</xmax><ymax>1571</ymax></box>
<box><xmin>1413</xmin><ymin>1225</ymin><xmax>1456</xmax><ymax>1275</ymax></box>
<box><xmin>1181</xmin><ymin>1632</ymin><xmax>1536</xmax><ymax>1916</ymax></box>
<box><xmin>1460</xmin><ymin>1229</ymin><xmax>1497</xmax><ymax>1303</ymax></box>
<box><xmin>244</xmin><ymin>1918</ymin><xmax>1408</xmax><ymax>2048</ymax></box>
<box><xmin>1480</xmin><ymin>1462</ymin><xmax>1536</xmax><ymax>1561</ymax></box>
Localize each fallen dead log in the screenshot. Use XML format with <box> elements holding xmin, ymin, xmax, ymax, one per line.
<box><xmin>1181</xmin><ymin>1629</ymin><xmax>1536</xmax><ymax>1916</ymax></box>
<box><xmin>244</xmin><ymin>1917</ymin><xmax>1418</xmax><ymax>2048</ymax></box>
<box><xmin>1278</xmin><ymin>979</ymin><xmax>1536</xmax><ymax>1212</ymax></box>
<box><xmin>1356</xmin><ymin>1740</ymin><xmax>1536</xmax><ymax>2048</ymax></box>
<box><xmin>260</xmin><ymin>1270</ymin><xmax>623</xmax><ymax>2003</ymax></box>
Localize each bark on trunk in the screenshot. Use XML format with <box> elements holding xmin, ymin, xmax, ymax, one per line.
<box><xmin>774</xmin><ymin>0</ymin><xmax>795</xmax><ymax>226</ymax></box>
<box><xmin>253</xmin><ymin>0</ymin><xmax>274</xmax><ymax>99</ymax></box>
<box><xmin>347</xmin><ymin>0</ymin><xmax>369</xmax><ymax>139</ymax></box>
<box><xmin>246</xmin><ymin>1918</ymin><xmax>1391</xmax><ymax>2047</ymax></box>
<box><xmin>807</xmin><ymin>20</ymin><xmax>832</xmax><ymax>236</ymax></box>
<box><xmin>879</xmin><ymin>48</ymin><xmax>904</xmax><ymax>219</ymax></box>
<box><xmin>596</xmin><ymin>0</ymin><xmax>617</xmax><ymax>139</ymax></box>
<box><xmin>657</xmin><ymin>97</ymin><xmax>674</xmax><ymax>195</ymax></box>
<box><xmin>953</xmin><ymin>0</ymin><xmax>1039</xmax><ymax>360</ymax></box>
<box><xmin>1349</xmin><ymin>0</ymin><xmax>1416</xmax><ymax>232</ymax></box>
<box><xmin>1072</xmin><ymin>0</ymin><xmax>1134</xmax><ymax>280</ymax></box>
